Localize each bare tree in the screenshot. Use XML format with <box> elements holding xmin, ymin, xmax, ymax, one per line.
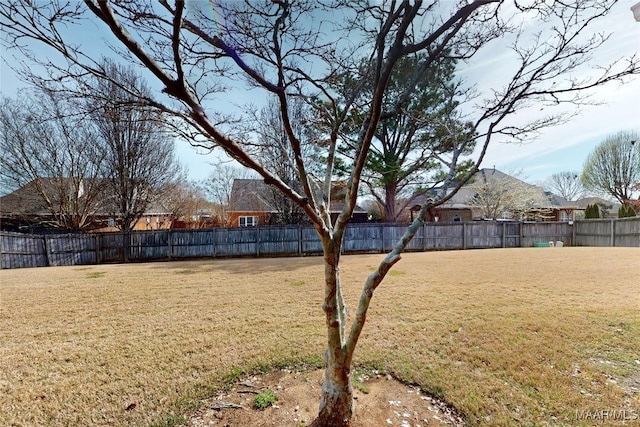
<box><xmin>0</xmin><ymin>90</ymin><xmax>107</xmax><ymax>230</ymax></box>
<box><xmin>545</xmin><ymin>171</ymin><xmax>584</xmax><ymax>201</ymax></box>
<box><xmin>469</xmin><ymin>169</ymin><xmax>551</xmax><ymax>220</ymax></box>
<box><xmin>87</xmin><ymin>61</ymin><xmax>183</xmax><ymax>232</ymax></box>
<box><xmin>250</xmin><ymin>97</ymin><xmax>321</xmax><ymax>224</ymax></box>
<box><xmin>160</xmin><ymin>177</ymin><xmax>209</xmax><ymax>227</ymax></box>
<box><xmin>1</xmin><ymin>1</ymin><xmax>637</xmax><ymax>425</ymax></box>
<box><xmin>581</xmin><ymin>130</ymin><xmax>640</xmax><ymax>204</ymax></box>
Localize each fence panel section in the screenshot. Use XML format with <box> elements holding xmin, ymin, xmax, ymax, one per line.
<box><xmin>384</xmin><ymin>224</ymin><xmax>424</xmax><ymax>251</ymax></box>
<box><xmin>0</xmin><ymin>232</ymin><xmax>47</xmax><ymax>268</ymax></box>
<box><xmin>46</xmin><ymin>234</ymin><xmax>96</xmax><ymax>266</ymax></box>
<box><xmin>522</xmin><ymin>222</ymin><xmax>572</xmax><ymax>247</ymax></box>
<box><xmin>99</xmin><ymin>233</ymin><xmax>127</xmax><ymax>263</ymax></box>
<box><xmin>257</xmin><ymin>226</ymin><xmax>301</xmax><ymax>256</ymax></box>
<box><xmin>614</xmin><ymin>217</ymin><xmax>640</xmax><ymax>247</ymax></box>
<box><xmin>0</xmin><ymin>221</ymin><xmax>587</xmax><ymax>269</ymax></box>
<box><xmin>423</xmin><ymin>223</ymin><xmax>463</xmax><ymax>250</ymax></box>
<box><xmin>129</xmin><ymin>231</ymin><xmax>170</xmax><ymax>260</ymax></box>
<box><xmin>574</xmin><ymin>217</ymin><xmax>640</xmax><ymax>247</ymax></box>
<box><xmin>466</xmin><ymin>222</ymin><xmax>502</xmax><ymax>249</ymax></box>
<box><xmin>301</xmin><ymin>227</ymin><xmax>323</xmax><ymax>255</ymax></box>
<box><xmin>343</xmin><ymin>224</ymin><xmax>383</xmax><ymax>252</ymax></box>
<box><xmin>170</xmin><ymin>229</ymin><xmax>215</xmax><ymax>258</ymax></box>
<box><xmin>214</xmin><ymin>227</ymin><xmax>258</xmax><ymax>257</ymax></box>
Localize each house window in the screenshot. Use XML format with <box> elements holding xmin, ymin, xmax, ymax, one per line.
<box><xmin>239</xmin><ymin>216</ymin><xmax>258</xmax><ymax>227</ymax></box>
<box><xmin>560</xmin><ymin>210</ymin><xmax>570</xmax><ymax>222</ymax></box>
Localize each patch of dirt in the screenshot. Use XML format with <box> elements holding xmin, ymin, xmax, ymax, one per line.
<box><xmin>187</xmin><ymin>369</ymin><xmax>465</xmax><ymax>427</ymax></box>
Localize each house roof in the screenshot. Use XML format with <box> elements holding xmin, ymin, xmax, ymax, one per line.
<box><xmin>228</xmin><ymin>179</ymin><xmax>278</xmax><ymax>213</ymax></box>
<box><xmin>0</xmin><ymin>180</ymin><xmax>51</xmax><ymax>215</ymax></box>
<box><xmin>573</xmin><ymin>197</ymin><xmax>619</xmax><ymax>209</ymax></box>
<box><xmin>0</xmin><ymin>178</ymin><xmax>110</xmax><ymax>215</ymax></box>
<box><xmin>227</xmin><ymin>179</ymin><xmax>365</xmax><ymax>214</ymax></box>
<box><xmin>573</xmin><ymin>197</ymin><xmax>622</xmax><ymax>217</ymax></box>
<box><xmin>410</xmin><ymin>168</ymin><xmax>577</xmax><ymax>210</ymax></box>
<box><xmin>0</xmin><ymin>177</ymin><xmax>172</xmax><ymax>217</ymax></box>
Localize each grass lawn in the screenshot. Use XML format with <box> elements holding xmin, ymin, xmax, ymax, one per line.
<box><xmin>1</xmin><ymin>247</ymin><xmax>638</xmax><ymax>426</ymax></box>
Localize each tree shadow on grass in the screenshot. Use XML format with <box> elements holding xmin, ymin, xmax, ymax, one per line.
<box><xmin>153</xmin><ymin>255</ymin><xmax>324</xmax><ymax>275</ymax></box>
<box><xmin>212</xmin><ymin>255</ymin><xmax>324</xmax><ymax>274</ymax></box>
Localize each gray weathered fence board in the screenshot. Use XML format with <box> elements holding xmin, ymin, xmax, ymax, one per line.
<box><xmin>522</xmin><ymin>222</ymin><xmax>572</xmax><ymax>247</ymax></box>
<box><xmin>574</xmin><ymin>217</ymin><xmax>640</xmax><ymax>247</ymax></box>
<box><xmin>46</xmin><ymin>234</ymin><xmax>97</xmax><ymax>266</ymax></box>
<box><xmin>170</xmin><ymin>229</ymin><xmax>215</xmax><ymax>258</ymax></box>
<box><xmin>4</xmin><ymin>219</ymin><xmax>636</xmax><ymax>269</ymax></box>
<box><xmin>614</xmin><ymin>218</ymin><xmax>640</xmax><ymax>247</ymax></box>
<box><xmin>130</xmin><ymin>231</ymin><xmax>170</xmax><ymax>260</ymax></box>
<box><xmin>99</xmin><ymin>233</ymin><xmax>127</xmax><ymax>263</ymax></box>
<box><xmin>1</xmin><ymin>231</ymin><xmax>48</xmax><ymax>268</ymax></box>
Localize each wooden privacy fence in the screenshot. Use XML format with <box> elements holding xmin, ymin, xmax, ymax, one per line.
<box><xmin>1</xmin><ymin>221</ymin><xmax>576</xmax><ymax>269</ymax></box>
<box><xmin>573</xmin><ymin>217</ymin><xmax>640</xmax><ymax>247</ymax></box>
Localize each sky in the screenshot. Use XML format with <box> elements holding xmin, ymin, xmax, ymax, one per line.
<box><xmin>457</xmin><ymin>0</ymin><xmax>640</xmax><ymax>185</ymax></box>
<box><xmin>1</xmin><ymin>1</ymin><xmax>639</xmax><ymax>187</ymax></box>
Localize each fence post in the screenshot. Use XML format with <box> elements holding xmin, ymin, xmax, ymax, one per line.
<box><xmin>502</xmin><ymin>222</ymin><xmax>506</xmax><ymax>248</ymax></box>
<box><xmin>256</xmin><ymin>226</ymin><xmax>260</xmax><ymax>257</ymax></box>
<box><xmin>95</xmin><ymin>234</ymin><xmax>101</xmax><ymax>264</ymax></box>
<box><xmin>212</xmin><ymin>228</ymin><xmax>217</xmax><ymax>258</ymax></box>
<box><xmin>168</xmin><ymin>229</ymin><xmax>173</xmax><ymax>261</ymax></box>
<box><xmin>462</xmin><ymin>223</ymin><xmax>467</xmax><ymax>250</ymax></box>
<box><xmin>422</xmin><ymin>223</ymin><xmax>426</xmax><ymax>252</ymax></box>
<box><xmin>298</xmin><ymin>224</ymin><xmax>302</xmax><ymax>257</ymax></box>
<box><xmin>43</xmin><ymin>235</ymin><xmax>51</xmax><ymax>267</ymax></box>
<box><xmin>610</xmin><ymin>219</ymin><xmax>615</xmax><ymax>247</ymax></box>
<box><xmin>380</xmin><ymin>223</ymin><xmax>385</xmax><ymax>252</ymax></box>
<box><xmin>123</xmin><ymin>232</ymin><xmax>129</xmax><ymax>263</ymax></box>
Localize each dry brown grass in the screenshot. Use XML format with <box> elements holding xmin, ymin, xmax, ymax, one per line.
<box><xmin>1</xmin><ymin>247</ymin><xmax>638</xmax><ymax>426</ymax></box>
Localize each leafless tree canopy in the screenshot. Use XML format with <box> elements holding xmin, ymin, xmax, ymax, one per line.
<box><xmin>0</xmin><ymin>62</ymin><xmax>183</xmax><ymax>232</ymax></box>
<box><xmin>545</xmin><ymin>171</ymin><xmax>584</xmax><ymax>201</ymax></box>
<box><xmin>469</xmin><ymin>169</ymin><xmax>551</xmax><ymax>220</ymax></box>
<box><xmin>581</xmin><ymin>130</ymin><xmax>640</xmax><ymax>204</ymax></box>
<box><xmin>249</xmin><ymin>96</ymin><xmax>322</xmax><ymax>224</ymax></box>
<box><xmin>1</xmin><ymin>1</ymin><xmax>637</xmax><ymax>424</ymax></box>
<box><xmin>0</xmin><ymin>90</ymin><xmax>107</xmax><ymax>230</ymax></box>
<box><xmin>86</xmin><ymin>60</ymin><xmax>183</xmax><ymax>231</ymax></box>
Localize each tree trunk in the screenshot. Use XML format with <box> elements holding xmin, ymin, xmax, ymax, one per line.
<box><xmin>314</xmin><ymin>359</ymin><xmax>354</xmax><ymax>427</ymax></box>
<box><xmin>384</xmin><ymin>183</ymin><xmax>397</xmax><ymax>222</ymax></box>
<box><xmin>314</xmin><ymin>239</ymin><xmax>355</xmax><ymax>426</ymax></box>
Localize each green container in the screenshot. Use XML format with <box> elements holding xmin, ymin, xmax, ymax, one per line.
<box><xmin>533</xmin><ymin>242</ymin><xmax>550</xmax><ymax>247</ymax></box>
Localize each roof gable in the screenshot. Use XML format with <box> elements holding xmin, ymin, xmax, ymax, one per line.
<box><xmin>0</xmin><ymin>177</ymin><xmax>174</xmax><ymax>217</ymax></box>
<box><xmin>227</xmin><ymin>179</ymin><xmax>277</xmax><ymax>213</ymax></box>
<box><xmin>227</xmin><ymin>179</ymin><xmax>365</xmax><ymax>214</ymax></box>
<box><xmin>409</xmin><ymin>168</ymin><xmax>572</xmax><ymax>210</ymax></box>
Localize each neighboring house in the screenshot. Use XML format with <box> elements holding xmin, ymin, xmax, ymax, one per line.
<box><xmin>408</xmin><ymin>168</ymin><xmax>580</xmax><ymax>222</ymax></box>
<box><xmin>90</xmin><ymin>201</ymin><xmax>174</xmax><ymax>232</ymax></box>
<box><xmin>227</xmin><ymin>179</ymin><xmax>368</xmax><ymax>227</ymax></box>
<box><xmin>573</xmin><ymin>197</ymin><xmax>621</xmax><ymax>219</ymax></box>
<box><xmin>0</xmin><ymin>178</ymin><xmax>173</xmax><ymax>232</ymax></box>
<box><xmin>0</xmin><ymin>178</ymin><xmax>108</xmax><ymax>232</ymax></box>
<box><xmin>227</xmin><ymin>179</ymin><xmax>277</xmax><ymax>227</ymax></box>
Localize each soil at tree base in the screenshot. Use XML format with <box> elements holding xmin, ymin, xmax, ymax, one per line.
<box><xmin>187</xmin><ymin>369</ymin><xmax>465</xmax><ymax>427</ymax></box>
